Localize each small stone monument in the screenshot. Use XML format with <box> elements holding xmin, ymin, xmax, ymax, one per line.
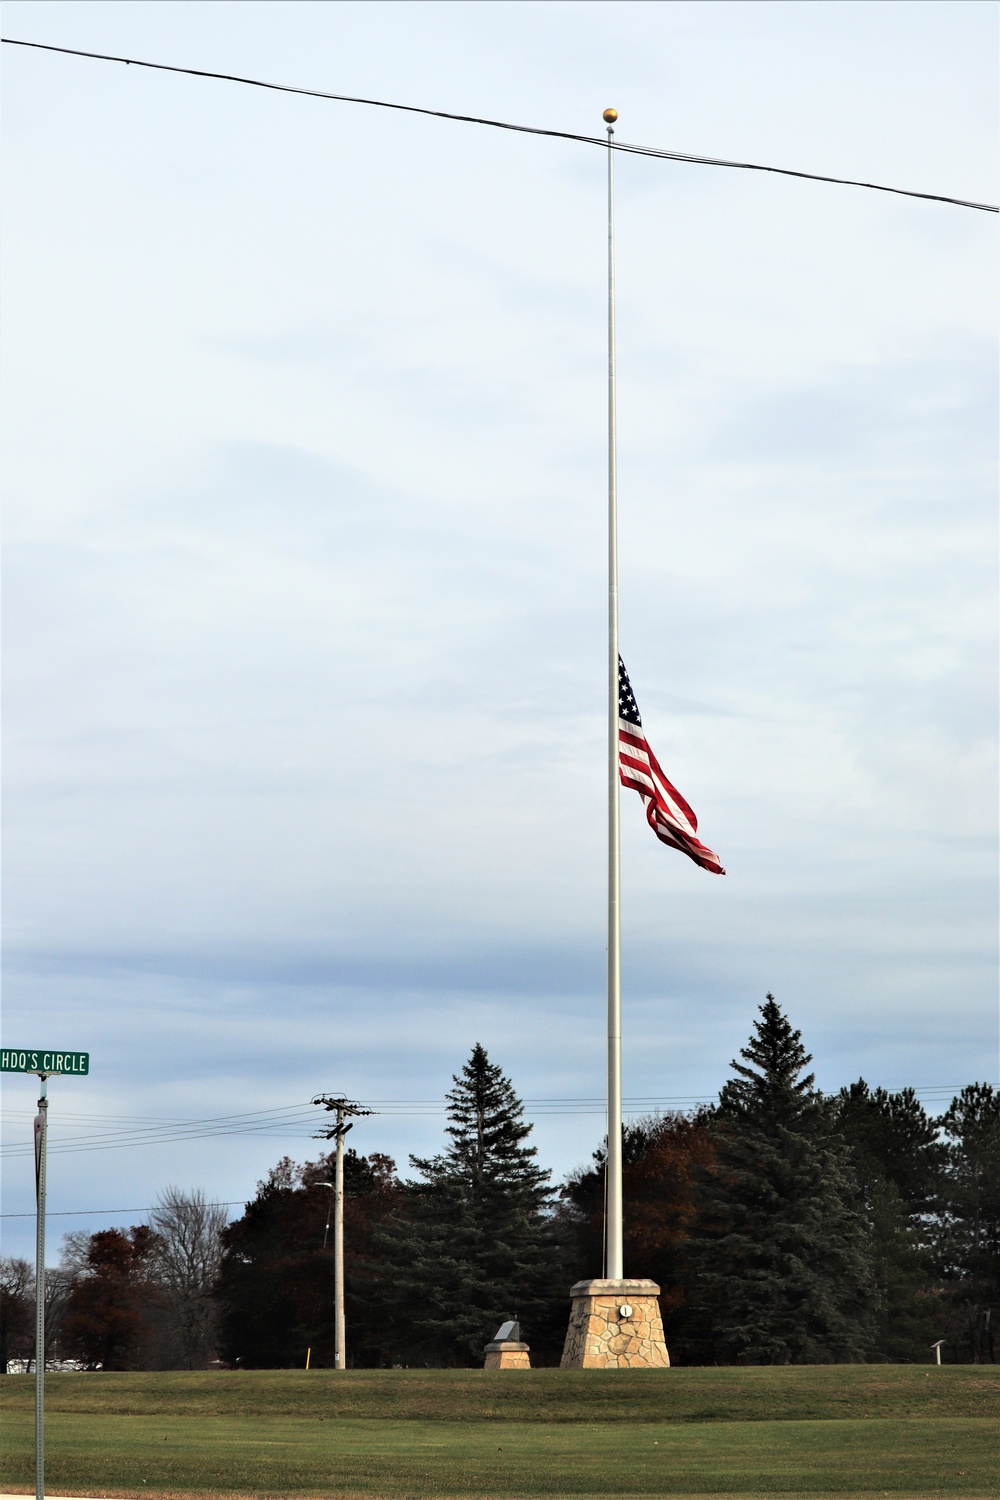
<box><xmin>560</xmin><ymin>1279</ymin><xmax>669</xmax><ymax>1368</ymax></box>
<box><xmin>483</xmin><ymin>1318</ymin><xmax>531</xmax><ymax>1369</ymax></box>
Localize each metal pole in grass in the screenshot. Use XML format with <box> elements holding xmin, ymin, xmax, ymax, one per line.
<box><xmin>0</xmin><ymin>1048</ymin><xmax>90</xmax><ymax>1500</ymax></box>
<box><xmin>34</xmin><ymin>1076</ymin><xmax>48</xmax><ymax>1500</ymax></box>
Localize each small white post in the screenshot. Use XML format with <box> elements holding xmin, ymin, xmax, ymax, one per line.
<box><xmin>932</xmin><ymin>1339</ymin><xmax>944</xmax><ymax>1365</ymax></box>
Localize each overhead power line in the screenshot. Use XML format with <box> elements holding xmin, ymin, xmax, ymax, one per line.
<box><xmin>0</xmin><ymin>1085</ymin><xmax>974</xmax><ymax>1160</ymax></box>
<box><xmin>3</xmin><ymin>36</ymin><xmax>997</xmax><ymax>214</ymax></box>
<box><xmin>0</xmin><ymin>1202</ymin><xmax>244</xmax><ymax>1219</ymax></box>
<box><xmin>0</xmin><ymin>1094</ymin><xmax>709</xmax><ymax>1158</ymax></box>
<box><xmin>0</xmin><ymin>1082</ymin><xmax>981</xmax><ymax>1213</ymax></box>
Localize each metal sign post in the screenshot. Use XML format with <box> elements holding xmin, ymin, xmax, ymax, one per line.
<box><xmin>34</xmin><ymin>1079</ymin><xmax>47</xmax><ymax>1500</ymax></box>
<box><xmin>2</xmin><ymin>1048</ymin><xmax>90</xmax><ymax>1500</ymax></box>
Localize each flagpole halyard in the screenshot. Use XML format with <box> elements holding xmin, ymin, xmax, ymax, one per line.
<box><xmin>604</xmin><ymin>106</ymin><xmax>624</xmax><ymax>1284</ymax></box>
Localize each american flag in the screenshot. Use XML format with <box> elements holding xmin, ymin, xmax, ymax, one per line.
<box><xmin>618</xmin><ymin>657</ymin><xmax>725</xmax><ymax>875</ymax></box>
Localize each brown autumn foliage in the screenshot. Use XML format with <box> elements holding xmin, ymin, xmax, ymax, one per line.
<box><xmin>60</xmin><ymin>1226</ymin><xmax>161</xmax><ymax>1370</ymax></box>
<box><xmin>560</xmin><ymin>1111</ymin><xmax>717</xmax><ymax>1321</ymax></box>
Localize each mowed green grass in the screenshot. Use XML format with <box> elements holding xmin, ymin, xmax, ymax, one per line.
<box><xmin>1</xmin><ymin>1367</ymin><xmax>997</xmax><ymax>1498</ymax></box>
<box><xmin>1</xmin><ymin>1411</ymin><xmax>997</xmax><ymax>1498</ymax></box>
<box><xmin>2</xmin><ymin>1364</ymin><xmax>995</xmax><ymax>1421</ymax></box>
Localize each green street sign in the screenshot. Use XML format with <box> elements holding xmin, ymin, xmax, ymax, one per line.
<box><xmin>1</xmin><ymin>1049</ymin><xmax>89</xmax><ymax>1076</ymax></box>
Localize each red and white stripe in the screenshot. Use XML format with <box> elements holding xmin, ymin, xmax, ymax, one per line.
<box><xmin>619</xmin><ymin>723</ymin><xmax>725</xmax><ymax>876</ymax></box>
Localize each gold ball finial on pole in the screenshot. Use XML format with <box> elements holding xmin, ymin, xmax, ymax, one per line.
<box><xmin>603</xmin><ymin>108</ymin><xmax>618</xmax><ymax>124</ymax></box>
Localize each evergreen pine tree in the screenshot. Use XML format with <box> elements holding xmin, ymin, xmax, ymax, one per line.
<box><xmin>936</xmin><ymin>1084</ymin><xmax>1000</xmax><ymax>1362</ymax></box>
<box><xmin>834</xmin><ymin>1080</ymin><xmax>946</xmax><ymax>1361</ymax></box>
<box><xmin>681</xmin><ymin>996</ymin><xmax>874</xmax><ymax>1364</ymax></box>
<box><xmin>835</xmin><ymin>1081</ymin><xmax>945</xmax><ymax>1215</ymax></box>
<box><xmin>378</xmin><ymin>1044</ymin><xmax>567</xmax><ymax>1365</ymax></box>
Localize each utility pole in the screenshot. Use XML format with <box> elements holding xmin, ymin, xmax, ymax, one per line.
<box><xmin>312</xmin><ymin>1095</ymin><xmax>371</xmax><ymax>1370</ymax></box>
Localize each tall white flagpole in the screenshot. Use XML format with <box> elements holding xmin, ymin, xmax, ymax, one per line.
<box><xmin>603</xmin><ymin>106</ymin><xmax>623</xmax><ymax>1283</ymax></box>
<box><xmin>561</xmin><ymin>112</ymin><xmax>667</xmax><ymax>1371</ymax></box>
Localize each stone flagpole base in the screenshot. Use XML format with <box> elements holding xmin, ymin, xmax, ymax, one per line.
<box><xmin>559</xmin><ymin>1279</ymin><xmax>669</xmax><ymax>1368</ymax></box>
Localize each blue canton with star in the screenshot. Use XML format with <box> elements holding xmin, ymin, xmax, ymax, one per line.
<box><xmin>618</xmin><ymin>657</ymin><xmax>642</xmax><ymax>726</ymax></box>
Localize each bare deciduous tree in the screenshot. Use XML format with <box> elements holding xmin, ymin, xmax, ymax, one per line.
<box><xmin>148</xmin><ymin>1187</ymin><xmax>228</xmax><ymax>1368</ymax></box>
<box><xmin>43</xmin><ymin>1266</ymin><xmax>75</xmax><ymax>1363</ymax></box>
<box><xmin>0</xmin><ymin>1256</ymin><xmax>34</xmax><ymax>1370</ymax></box>
<box><xmin>0</xmin><ymin>1255</ymin><xmax>75</xmax><ymax>1369</ymax></box>
<box><xmin>58</xmin><ymin>1231</ymin><xmax>94</xmax><ymax>1277</ymax></box>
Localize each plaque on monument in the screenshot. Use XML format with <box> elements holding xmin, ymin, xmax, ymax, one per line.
<box><xmin>483</xmin><ymin>1317</ymin><xmax>531</xmax><ymax>1369</ymax></box>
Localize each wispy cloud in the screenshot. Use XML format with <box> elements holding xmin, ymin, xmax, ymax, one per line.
<box><xmin>2</xmin><ymin>0</ymin><xmax>995</xmax><ymax>1259</ymax></box>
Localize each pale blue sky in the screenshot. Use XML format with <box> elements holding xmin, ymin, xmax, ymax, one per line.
<box><xmin>2</xmin><ymin>0</ymin><xmax>996</xmax><ymax>1261</ymax></box>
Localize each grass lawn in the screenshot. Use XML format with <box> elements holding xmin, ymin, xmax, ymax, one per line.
<box><xmin>1</xmin><ymin>1367</ymin><xmax>997</xmax><ymax>1498</ymax></box>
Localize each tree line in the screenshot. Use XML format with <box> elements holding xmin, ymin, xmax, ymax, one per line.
<box><xmin>2</xmin><ymin>998</ymin><xmax>997</xmax><ymax>1369</ymax></box>
<box><xmin>1</xmin><ymin>1188</ymin><xmax>227</xmax><ymax>1374</ymax></box>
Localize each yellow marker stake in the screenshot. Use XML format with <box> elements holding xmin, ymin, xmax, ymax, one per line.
<box><xmin>305</xmin><ymin>1347</ymin><xmax>311</xmax><ymax>1370</ymax></box>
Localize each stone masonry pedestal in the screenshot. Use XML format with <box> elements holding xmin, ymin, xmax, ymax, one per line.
<box><xmin>560</xmin><ymin>1279</ymin><xmax>669</xmax><ymax>1368</ymax></box>
<box><xmin>483</xmin><ymin>1339</ymin><xmax>531</xmax><ymax>1369</ymax></box>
